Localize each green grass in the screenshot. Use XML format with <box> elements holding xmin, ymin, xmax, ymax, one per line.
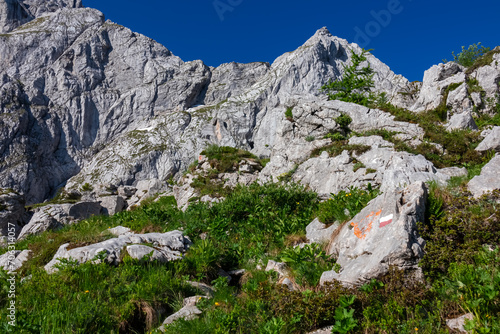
<box><xmin>2</xmin><ymin>178</ymin><xmax>500</xmax><ymax>333</ymax></box>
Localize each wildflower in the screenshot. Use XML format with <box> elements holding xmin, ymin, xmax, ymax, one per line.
<box><xmin>198</xmin><ymin>297</ymin><xmax>202</xmax><ymax>300</ymax></box>
<box><xmin>415</xmin><ymin>328</ymin><xmax>418</xmax><ymax>331</ymax></box>
<box><xmin>215</xmin><ymin>302</ymin><xmax>220</xmax><ymax>306</ymax></box>
<box><xmin>85</xmin><ymin>290</ymin><xmax>89</xmax><ymax>293</ymax></box>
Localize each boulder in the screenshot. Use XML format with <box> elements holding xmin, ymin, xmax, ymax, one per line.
<box><xmin>158</xmin><ymin>296</ymin><xmax>205</xmax><ymax>331</ymax></box>
<box><xmin>265</xmin><ymin>260</ymin><xmax>289</xmax><ymax>277</ymax></box>
<box><xmin>446</xmin><ymin>313</ymin><xmax>473</xmax><ymax>334</ymax></box>
<box><xmin>468</xmin><ymin>154</ymin><xmax>500</xmax><ymax>198</ymax></box>
<box><xmin>0</xmin><ymin>189</ymin><xmax>29</xmax><ymax>240</ymax></box>
<box><xmin>99</xmin><ymin>195</ymin><xmax>126</xmax><ymax>216</ymax></box>
<box><xmin>320</xmin><ymin>181</ymin><xmax>427</xmax><ymax>286</ymax></box>
<box><xmin>126</xmin><ymin>244</ymin><xmax>181</xmax><ymax>263</ymax></box>
<box><xmin>305</xmin><ymin>218</ymin><xmax>340</xmax><ymax>244</ymax></box>
<box><xmin>476</xmin><ymin>126</ymin><xmax>500</xmax><ymax>152</ymax></box>
<box><xmin>44</xmin><ymin>230</ymin><xmax>190</xmax><ymax>273</ymax></box>
<box><xmin>445</xmin><ymin>110</ymin><xmax>478</xmax><ymax>131</ymax></box>
<box><xmin>107</xmin><ymin>226</ymin><xmax>132</xmax><ymax>237</ymax></box>
<box><xmin>0</xmin><ymin>250</ymin><xmax>31</xmax><ymax>272</ymax></box>
<box><xmin>17</xmin><ymin>201</ymin><xmax>102</xmax><ymax>240</ymax></box>
<box><xmin>411</xmin><ymin>62</ymin><xmax>466</xmax><ymax>113</ymax></box>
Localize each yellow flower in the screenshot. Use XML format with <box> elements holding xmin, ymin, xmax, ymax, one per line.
<box><xmin>198</xmin><ymin>297</ymin><xmax>202</xmax><ymax>300</ymax></box>
<box><xmin>85</xmin><ymin>290</ymin><xmax>89</xmax><ymax>293</ymax></box>
<box><xmin>415</xmin><ymin>328</ymin><xmax>418</xmax><ymax>331</ymax></box>
<box><xmin>215</xmin><ymin>302</ymin><xmax>220</xmax><ymax>306</ymax></box>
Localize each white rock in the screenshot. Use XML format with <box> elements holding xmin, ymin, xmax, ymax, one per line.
<box><xmin>468</xmin><ymin>154</ymin><xmax>500</xmax><ymax>198</ymax></box>
<box><xmin>476</xmin><ymin>126</ymin><xmax>500</xmax><ymax>152</ymax></box>
<box><xmin>320</xmin><ymin>181</ymin><xmax>427</xmax><ymax>286</ymax></box>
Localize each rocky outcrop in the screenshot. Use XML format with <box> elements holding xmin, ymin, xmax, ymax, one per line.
<box><xmin>173</xmin><ymin>155</ymin><xmax>260</xmax><ymax>210</ymax></box>
<box><xmin>411</xmin><ymin>50</ymin><xmax>500</xmax><ymax>121</ymax></box>
<box><xmin>0</xmin><ymin>189</ymin><xmax>29</xmax><ymax>240</ymax></box>
<box><xmin>17</xmin><ymin>201</ymin><xmax>102</xmax><ymax>240</ymax></box>
<box><xmin>306</xmin><ymin>218</ymin><xmax>340</xmax><ymax>244</ymax></box>
<box><xmin>320</xmin><ymin>181</ymin><xmax>427</xmax><ymax>286</ymax></box>
<box><xmin>262</xmin><ymin>133</ymin><xmax>450</xmax><ymax>198</ymax></box>
<box><xmin>44</xmin><ymin>229</ymin><xmax>191</xmax><ymax>273</ymax></box>
<box><xmin>0</xmin><ymin>7</ymin><xmax>417</xmax><ymax>206</ymax></box>
<box><xmin>468</xmin><ymin>154</ymin><xmax>500</xmax><ymax>198</ymax></box>
<box><xmin>476</xmin><ymin>126</ymin><xmax>500</xmax><ymax>152</ymax></box>
<box><xmin>411</xmin><ymin>62</ymin><xmax>466</xmax><ymax>113</ymax></box>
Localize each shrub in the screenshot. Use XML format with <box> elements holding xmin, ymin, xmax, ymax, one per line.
<box><xmin>334</xmin><ymin>114</ymin><xmax>353</xmax><ymax>130</ymax></box>
<box><xmin>305</xmin><ymin>135</ymin><xmax>315</xmax><ymax>142</ymax></box>
<box><xmin>451</xmin><ymin>43</ymin><xmax>491</xmax><ymax>67</ymax></box>
<box><xmin>420</xmin><ymin>187</ymin><xmax>500</xmax><ymax>279</ymax></box>
<box><xmin>81</xmin><ymin>183</ymin><xmax>93</xmax><ymax>192</ymax></box>
<box><xmin>316</xmin><ymin>184</ymin><xmax>379</xmax><ymax>224</ymax></box>
<box><xmin>279</xmin><ymin>243</ymin><xmax>339</xmax><ymax>286</ymax></box>
<box><xmin>285</xmin><ymin>107</ymin><xmax>294</xmax><ymax>121</ymax></box>
<box><xmin>324</xmin><ymin>132</ymin><xmax>346</xmax><ymax>141</ymax></box>
<box><xmin>321</xmin><ymin>49</ymin><xmax>374</xmax><ymax>107</ymax></box>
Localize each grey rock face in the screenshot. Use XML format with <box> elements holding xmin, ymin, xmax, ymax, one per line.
<box><xmin>320</xmin><ymin>181</ymin><xmax>427</xmax><ymax>286</ymax></box>
<box><xmin>99</xmin><ymin>195</ymin><xmax>125</xmax><ymax>216</ymax></box>
<box><xmin>445</xmin><ymin>110</ymin><xmax>478</xmax><ymax>131</ymax></box>
<box><xmin>0</xmin><ymin>189</ymin><xmax>28</xmax><ymax>239</ymax></box>
<box><xmin>44</xmin><ymin>230</ymin><xmax>190</xmax><ymax>273</ymax></box>
<box><xmin>0</xmin><ymin>0</ymin><xmax>80</xmax><ymax>34</ymax></box>
<box><xmin>476</xmin><ymin>126</ymin><xmax>500</xmax><ymax>152</ymax></box>
<box><xmin>468</xmin><ymin>154</ymin><xmax>500</xmax><ymax>198</ymax></box>
<box><xmin>306</xmin><ymin>218</ymin><xmax>340</xmax><ymax>244</ymax></box>
<box><xmin>0</xmin><ymin>8</ymin><xmax>418</xmax><ymax>207</ymax></box>
<box><xmin>411</xmin><ymin>62</ymin><xmax>466</xmax><ymax>113</ymax></box>
<box><xmin>258</xmin><ymin>98</ymin><xmax>425</xmax><ymax>188</ymax></box>
<box><xmin>126</xmin><ymin>244</ymin><xmax>181</xmax><ymax>263</ymax></box>
<box><xmin>17</xmin><ymin>201</ymin><xmax>102</xmax><ymax>240</ymax></box>
<box><xmin>270</xmin><ymin>134</ymin><xmax>449</xmax><ymax>198</ymax></box>
<box><xmin>204</xmin><ymin>62</ymin><xmax>270</xmax><ymax>105</ymax></box>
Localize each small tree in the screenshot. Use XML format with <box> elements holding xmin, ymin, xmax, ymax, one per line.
<box><xmin>321</xmin><ymin>49</ymin><xmax>374</xmax><ymax>107</ymax></box>
<box><xmin>451</xmin><ymin>43</ymin><xmax>491</xmax><ymax>67</ymax></box>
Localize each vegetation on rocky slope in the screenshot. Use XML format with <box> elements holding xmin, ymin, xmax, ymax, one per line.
<box><xmin>1</xmin><ymin>170</ymin><xmax>499</xmax><ymax>333</ymax></box>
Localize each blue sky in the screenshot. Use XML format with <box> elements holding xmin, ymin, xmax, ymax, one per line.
<box><xmin>85</xmin><ymin>0</ymin><xmax>499</xmax><ymax>82</ymax></box>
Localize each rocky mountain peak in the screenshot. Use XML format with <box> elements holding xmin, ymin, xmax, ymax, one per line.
<box><xmin>0</xmin><ymin>0</ymin><xmax>82</xmax><ymax>33</ymax></box>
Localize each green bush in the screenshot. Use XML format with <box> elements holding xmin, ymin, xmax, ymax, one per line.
<box><xmin>305</xmin><ymin>135</ymin><xmax>315</xmax><ymax>142</ymax></box>
<box><xmin>279</xmin><ymin>243</ymin><xmax>339</xmax><ymax>286</ymax></box>
<box><xmin>324</xmin><ymin>132</ymin><xmax>346</xmax><ymax>141</ymax></box>
<box><xmin>451</xmin><ymin>43</ymin><xmax>491</xmax><ymax>67</ymax></box>
<box><xmin>335</xmin><ymin>114</ymin><xmax>353</xmax><ymax>130</ymax></box>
